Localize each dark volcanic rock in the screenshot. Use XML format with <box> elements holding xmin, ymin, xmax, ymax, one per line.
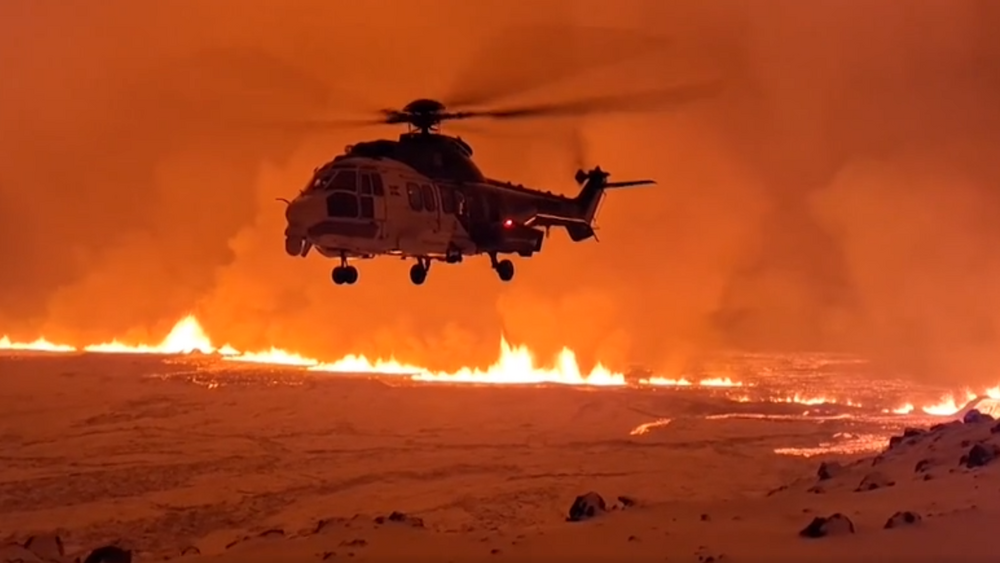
<box><xmin>961</xmin><ymin>443</ymin><xmax>999</xmax><ymax>468</ymax></box>
<box><xmin>24</xmin><ymin>533</ymin><xmax>64</xmax><ymax>560</ymax></box>
<box><xmin>855</xmin><ymin>471</ymin><xmax>895</xmax><ymax>492</ymax></box>
<box><xmin>963</xmin><ymin>409</ymin><xmax>994</xmax><ymax>424</ymax></box>
<box><xmin>889</xmin><ymin>427</ymin><xmax>927</xmax><ymax>449</ymax></box>
<box><xmin>83</xmin><ymin>545</ymin><xmax>132</xmax><ymax>563</ymax></box>
<box><xmin>991</xmin><ymin>422</ymin><xmax>1000</xmax><ymax>434</ymax></box>
<box><xmin>930</xmin><ymin>421</ymin><xmax>961</xmax><ymax>433</ymax></box>
<box><xmin>914</xmin><ymin>459</ymin><xmax>932</xmax><ymax>473</ymax></box>
<box><xmin>567</xmin><ymin>491</ymin><xmax>607</xmax><ymax>522</ymax></box>
<box><xmin>884</xmin><ymin>511</ymin><xmax>922</xmax><ymax>529</ymax></box>
<box><xmin>817</xmin><ymin>461</ymin><xmax>842</xmax><ymax>481</ymax></box>
<box><xmin>799</xmin><ymin>513</ymin><xmax>855</xmax><ymax>538</ymax></box>
<box><xmin>374</xmin><ymin>511</ymin><xmax>424</xmax><ymax>527</ymax></box>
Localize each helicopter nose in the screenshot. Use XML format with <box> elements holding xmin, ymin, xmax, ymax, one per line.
<box><xmin>285</xmin><ymin>198</ymin><xmax>306</xmax><ymax>225</ymax></box>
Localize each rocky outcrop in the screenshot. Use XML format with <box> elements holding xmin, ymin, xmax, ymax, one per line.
<box><xmin>961</xmin><ymin>443</ymin><xmax>999</xmax><ymax>468</ymax></box>
<box><xmin>884</xmin><ymin>511</ymin><xmax>922</xmax><ymax>529</ymax></box>
<box><xmin>567</xmin><ymin>491</ymin><xmax>607</xmax><ymax>522</ymax></box>
<box><xmin>855</xmin><ymin>471</ymin><xmax>895</xmax><ymax>492</ymax></box>
<box><xmin>799</xmin><ymin>513</ymin><xmax>855</xmax><ymax>538</ymax></box>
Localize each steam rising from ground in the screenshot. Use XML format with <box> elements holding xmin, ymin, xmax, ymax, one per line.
<box><xmin>2</xmin><ymin>0</ymin><xmax>999</xmax><ymax>384</ymax></box>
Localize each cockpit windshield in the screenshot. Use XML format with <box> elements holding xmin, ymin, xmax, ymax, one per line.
<box><xmin>306</xmin><ymin>167</ymin><xmax>359</xmax><ymax>192</ymax></box>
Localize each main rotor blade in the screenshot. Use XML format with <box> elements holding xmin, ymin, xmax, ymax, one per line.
<box><xmin>235</xmin><ymin>115</ymin><xmax>390</xmax><ymax>134</ymax></box>
<box><xmin>449</xmin><ymin>79</ymin><xmax>724</xmax><ymax>122</ymax></box>
<box><xmin>444</xmin><ymin>24</ymin><xmax>673</xmax><ymax>109</ymax></box>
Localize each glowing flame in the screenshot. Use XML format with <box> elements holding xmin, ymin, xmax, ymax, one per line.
<box><xmin>0</xmin><ymin>336</ymin><xmax>76</xmax><ymax>353</ymax></box>
<box><xmin>9</xmin><ymin>315</ymin><xmax>1000</xmax><ymax>408</ymax></box>
<box><xmin>890</xmin><ymin>403</ymin><xmax>914</xmax><ymax>415</ymax></box>
<box><xmin>85</xmin><ymin>315</ymin><xmax>215</xmax><ymax>355</ymax></box>
<box><xmin>639</xmin><ymin>376</ymin><xmax>742</xmax><ymax>388</ymax></box>
<box><xmin>921</xmin><ymin>390</ymin><xmax>978</xmax><ymax>416</ymax></box>
<box><xmin>0</xmin><ymin>316</ymin><xmax>625</xmax><ymax>385</ymax></box>
<box><xmin>232</xmin><ymin>348</ymin><xmax>319</xmax><ymax>367</ymax></box>
<box><xmin>406</xmin><ymin>338</ymin><xmax>624</xmax><ymax>386</ymax></box>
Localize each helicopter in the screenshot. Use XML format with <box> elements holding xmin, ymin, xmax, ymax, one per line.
<box><xmin>280</xmin><ymin>80</ymin><xmax>721</xmax><ymax>287</ymax></box>
<box><xmin>273</xmin><ymin>26</ymin><xmax>723</xmax><ymax>287</ymax></box>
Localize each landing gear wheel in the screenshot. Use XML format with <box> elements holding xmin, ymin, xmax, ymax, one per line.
<box><xmin>495</xmin><ymin>259</ymin><xmax>515</xmax><ymax>282</ymax></box>
<box><xmin>332</xmin><ymin>266</ymin><xmax>359</xmax><ymax>285</ymax></box>
<box><xmin>343</xmin><ymin>266</ymin><xmax>358</xmax><ymax>285</ymax></box>
<box><xmin>409</xmin><ymin>263</ymin><xmax>428</xmax><ymax>285</ymax></box>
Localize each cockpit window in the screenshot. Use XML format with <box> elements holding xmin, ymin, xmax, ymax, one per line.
<box><xmin>309</xmin><ymin>174</ymin><xmax>330</xmax><ymax>191</ymax></box>
<box><xmin>328</xmin><ymin>170</ymin><xmax>357</xmax><ymax>191</ymax></box>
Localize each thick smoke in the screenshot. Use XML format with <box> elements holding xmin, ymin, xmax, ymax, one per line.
<box><xmin>1</xmin><ymin>0</ymin><xmax>999</xmax><ymax>385</ymax></box>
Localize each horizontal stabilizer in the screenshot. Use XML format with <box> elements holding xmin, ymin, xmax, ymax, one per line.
<box><xmin>606</xmin><ymin>179</ymin><xmax>656</xmax><ymax>188</ymax></box>
<box><xmin>523</xmin><ymin>213</ymin><xmax>591</xmax><ymax>228</ymax></box>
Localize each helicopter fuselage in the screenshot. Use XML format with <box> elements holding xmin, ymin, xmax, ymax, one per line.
<box><xmin>283</xmin><ymin>156</ymin><xmax>573</xmax><ymax>264</ymax></box>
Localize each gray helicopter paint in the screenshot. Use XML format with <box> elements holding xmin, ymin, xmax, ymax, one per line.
<box><xmin>285</xmin><ymin>157</ymin><xmax>476</xmax><ymax>260</ymax></box>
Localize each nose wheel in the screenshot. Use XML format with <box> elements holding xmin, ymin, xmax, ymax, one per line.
<box><xmin>409</xmin><ymin>258</ymin><xmax>430</xmax><ymax>285</ymax></box>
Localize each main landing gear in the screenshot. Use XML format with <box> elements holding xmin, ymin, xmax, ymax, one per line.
<box><xmin>409</xmin><ymin>258</ymin><xmax>430</xmax><ymax>285</ymax></box>
<box><xmin>490</xmin><ymin>253</ymin><xmax>515</xmax><ymax>282</ymax></box>
<box><xmin>332</xmin><ymin>253</ymin><xmax>358</xmax><ymax>285</ymax></box>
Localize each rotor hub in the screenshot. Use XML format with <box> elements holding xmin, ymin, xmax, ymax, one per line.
<box><xmin>396</xmin><ymin>99</ymin><xmax>448</xmax><ymax>133</ymax></box>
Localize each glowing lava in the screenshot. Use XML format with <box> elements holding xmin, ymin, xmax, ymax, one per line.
<box><xmin>640</xmin><ymin>376</ymin><xmax>742</xmax><ymax>388</ymax></box>
<box><xmin>7</xmin><ymin>315</ymin><xmax>1000</xmax><ymax>412</ymax></box>
<box><xmin>85</xmin><ymin>316</ymin><xmax>216</xmax><ymax>355</ymax></box>
<box><xmin>920</xmin><ymin>390</ymin><xmax>979</xmax><ymax>416</ymax></box>
<box><xmin>405</xmin><ymin>338</ymin><xmax>624</xmax><ymax>386</ymax></box>
<box><xmin>0</xmin><ymin>316</ymin><xmax>625</xmax><ymax>385</ymax></box>
<box><xmin>0</xmin><ymin>336</ymin><xmax>76</xmax><ymax>353</ymax></box>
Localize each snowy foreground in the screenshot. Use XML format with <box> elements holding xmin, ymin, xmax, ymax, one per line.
<box><xmin>0</xmin><ymin>353</ymin><xmax>995</xmax><ymax>562</ymax></box>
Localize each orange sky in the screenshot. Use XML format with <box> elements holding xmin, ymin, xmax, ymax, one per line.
<box><xmin>2</xmin><ymin>0</ymin><xmax>1000</xmax><ymax>385</ymax></box>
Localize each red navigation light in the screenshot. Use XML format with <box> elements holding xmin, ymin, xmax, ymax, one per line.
<box><xmin>503</xmin><ymin>219</ymin><xmax>514</xmax><ymax>228</ymax></box>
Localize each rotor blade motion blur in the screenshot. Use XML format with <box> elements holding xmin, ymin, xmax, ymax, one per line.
<box><xmin>450</xmin><ymin>80</ymin><xmax>724</xmax><ymax>122</ymax></box>
<box><xmin>445</xmin><ymin>24</ymin><xmax>674</xmax><ymax>109</ymax></box>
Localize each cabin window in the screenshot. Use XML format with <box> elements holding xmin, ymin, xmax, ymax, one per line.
<box><xmin>327</xmin><ymin>192</ymin><xmax>359</xmax><ymax>218</ymax></box>
<box><xmin>359</xmin><ymin>196</ymin><xmax>375</xmax><ymax>219</ymax></box>
<box><xmin>406</xmin><ymin>182</ymin><xmax>422</xmax><ymax>211</ymax></box>
<box><xmin>360</xmin><ymin>173</ymin><xmax>373</xmax><ymax>195</ymax></box>
<box><xmin>328</xmin><ymin>170</ymin><xmax>357</xmax><ymax>192</ymax></box>
<box><xmin>420</xmin><ymin>184</ymin><xmax>437</xmax><ymax>212</ymax></box>
<box><xmin>371</xmin><ymin>173</ymin><xmax>385</xmax><ymax>196</ymax></box>
<box><xmin>438</xmin><ymin>185</ymin><xmax>456</xmax><ymax>215</ymax></box>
